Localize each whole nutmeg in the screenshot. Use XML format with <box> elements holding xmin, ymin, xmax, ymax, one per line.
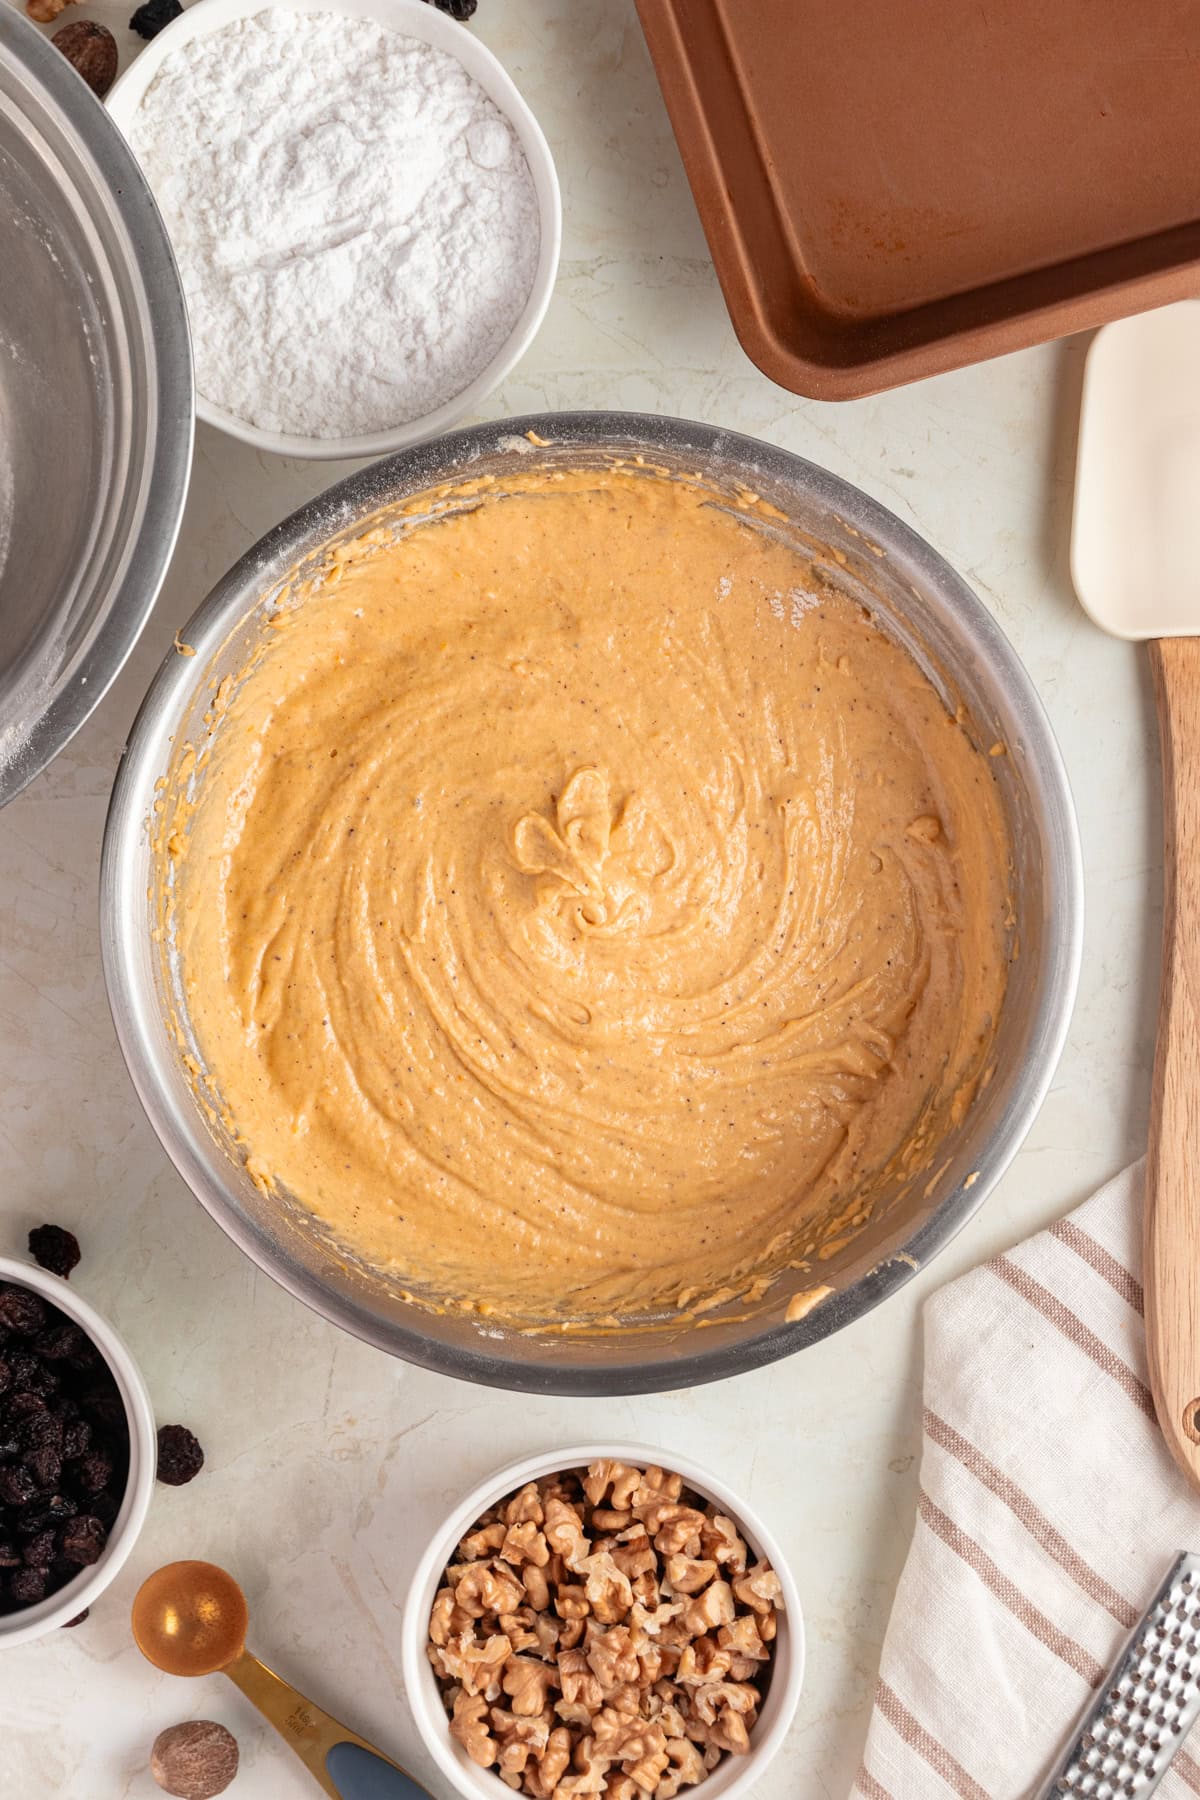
<box><xmin>150</xmin><ymin>1722</ymin><xmax>239</xmax><ymax>1800</ymax></box>
<box><xmin>50</xmin><ymin>20</ymin><xmax>118</xmax><ymax>98</ymax></box>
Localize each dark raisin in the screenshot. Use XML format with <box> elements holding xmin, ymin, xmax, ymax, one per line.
<box><xmin>27</xmin><ymin>1226</ymin><xmax>81</xmax><ymax>1281</ymax></box>
<box><xmin>0</xmin><ymin>1360</ymin><xmax>11</xmax><ymax>1397</ymax></box>
<box><xmin>24</xmin><ymin>1445</ymin><xmax>61</xmax><ymax>1489</ymax></box>
<box><xmin>0</xmin><ymin>1288</ymin><xmax>46</xmax><ymax>1336</ymax></box>
<box><xmin>423</xmin><ymin>0</ymin><xmax>478</xmax><ymax>16</ymax></box>
<box><xmin>59</xmin><ymin>1515</ymin><xmax>106</xmax><ymax>1567</ymax></box>
<box><xmin>66</xmin><ymin>1340</ymin><xmax>100</xmax><ymax>1374</ymax></box>
<box><xmin>156</xmin><ymin>1424</ymin><xmax>204</xmax><ymax>1486</ymax></box>
<box><xmin>33</xmin><ymin>1323</ymin><xmax>85</xmax><ymax>1363</ymax></box>
<box><xmin>5</xmin><ymin>1392</ymin><xmax>46</xmax><ymax>1423</ymax></box>
<box><xmin>19</xmin><ymin>1409</ymin><xmax>62</xmax><ymax>1454</ymax></box>
<box><xmin>129</xmin><ymin>0</ymin><xmax>181</xmax><ymax>37</ymax></box>
<box><xmin>22</xmin><ymin>1530</ymin><xmax>55</xmax><ymax>1569</ymax></box>
<box><xmin>19</xmin><ymin>1494</ymin><xmax>76</xmax><ymax>1533</ymax></box>
<box><xmin>71</xmin><ymin>1450</ymin><xmax>112</xmax><ymax>1496</ymax></box>
<box><xmin>0</xmin><ymin>1466</ymin><xmax>36</xmax><ymax>1507</ymax></box>
<box><xmin>7</xmin><ymin>1351</ymin><xmax>37</xmax><ymax>1389</ymax></box>
<box><xmin>9</xmin><ymin>1566</ymin><xmax>45</xmax><ymax>1605</ymax></box>
<box><xmin>61</xmin><ymin>1418</ymin><xmax>90</xmax><ymax>1460</ymax></box>
<box><xmin>61</xmin><ymin>1608</ymin><xmax>89</xmax><ymax>1628</ymax></box>
<box><xmin>0</xmin><ymin>1542</ymin><xmax>20</xmax><ymax>1568</ymax></box>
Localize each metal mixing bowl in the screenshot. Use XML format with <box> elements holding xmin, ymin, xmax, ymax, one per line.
<box><xmin>101</xmin><ymin>413</ymin><xmax>1083</xmax><ymax>1394</ymax></box>
<box><xmin>0</xmin><ymin>10</ymin><xmax>192</xmax><ymax>806</ymax></box>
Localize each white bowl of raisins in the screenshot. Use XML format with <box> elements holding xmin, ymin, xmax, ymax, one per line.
<box><xmin>0</xmin><ymin>1255</ymin><xmax>156</xmax><ymax>1646</ymax></box>
<box><xmin>402</xmin><ymin>1445</ymin><xmax>803</xmax><ymax>1800</ymax></box>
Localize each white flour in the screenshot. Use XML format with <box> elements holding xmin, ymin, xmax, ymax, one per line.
<box><xmin>128</xmin><ymin>11</ymin><xmax>540</xmax><ymax>439</ymax></box>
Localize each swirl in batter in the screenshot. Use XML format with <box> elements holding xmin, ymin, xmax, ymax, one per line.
<box><xmin>172</xmin><ymin>468</ymin><xmax>1011</xmax><ymax>1321</ymax></box>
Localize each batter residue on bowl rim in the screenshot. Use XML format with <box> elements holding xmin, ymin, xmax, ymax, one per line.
<box><xmin>164</xmin><ymin>462</ymin><xmax>1011</xmax><ymax>1325</ymax></box>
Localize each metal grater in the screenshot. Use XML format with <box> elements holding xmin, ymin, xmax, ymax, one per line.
<box><xmin>1035</xmin><ymin>1552</ymin><xmax>1200</xmax><ymax>1798</ymax></box>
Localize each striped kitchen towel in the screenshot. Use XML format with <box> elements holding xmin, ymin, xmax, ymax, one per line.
<box><xmin>853</xmin><ymin>1160</ymin><xmax>1200</xmax><ymax>1800</ymax></box>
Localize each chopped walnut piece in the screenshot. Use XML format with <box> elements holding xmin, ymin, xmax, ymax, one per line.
<box><xmin>717</xmin><ymin>1614</ymin><xmax>768</xmax><ymax>1662</ymax></box>
<box><xmin>662</xmin><ymin>1554</ymin><xmax>717</xmax><ymax>1596</ymax></box>
<box><xmin>606</xmin><ymin>1779</ymin><xmax>640</xmax><ymax>1800</ymax></box>
<box><xmin>654</xmin><ymin>1510</ymin><xmax>709</xmax><ymax>1558</ymax></box>
<box><xmin>429</xmin><ymin>1587</ymin><xmax>457</xmax><ymax>1645</ymax></box>
<box><xmin>630</xmin><ymin>1599</ymin><xmax>684</xmax><ymax>1640</ymax></box>
<box><xmin>557</xmin><ymin>1733</ymin><xmax>611</xmax><ymax>1796</ymax></box>
<box><xmin>731</xmin><ymin>1561</ymin><xmax>782</xmax><ymax>1615</ymax></box>
<box><xmin>626</xmin><ymin>1745</ymin><xmax>672</xmax><ymax>1793</ymax></box>
<box><xmin>699</xmin><ymin>1515</ymin><xmax>747</xmax><ymax>1576</ymax></box>
<box><xmin>557</xmin><ymin>1616</ymin><xmax>586</xmax><ymax>1651</ymax></box>
<box><xmin>455</xmin><ymin>1561</ymin><xmax>525</xmax><ymax>1618</ymax></box>
<box><xmin>648</xmin><ymin>1694</ymin><xmax>688</xmax><ymax>1740</ymax></box>
<box><xmin>680</xmin><ymin>1580</ymin><xmax>736</xmax><ymax>1637</ymax></box>
<box><xmin>525</xmin><ymin>1726</ymin><xmax>573</xmax><ymax>1799</ymax></box>
<box><xmin>593</xmin><ymin>1710</ymin><xmax>666</xmax><ymax>1761</ymax></box>
<box><xmin>532</xmin><ymin>1610</ymin><xmax>560</xmax><ymax>1658</ymax></box>
<box><xmin>583</xmin><ymin>1460</ymin><xmax>642</xmax><ymax>1510</ymax></box>
<box><xmin>657</xmin><ymin>1737</ymin><xmax>706</xmax><ymax>1796</ymax></box>
<box><xmin>585</xmin><ymin>1623</ymin><xmax>641</xmax><ymax>1690</ymax></box>
<box><xmin>491</xmin><ymin>1707</ymin><xmax>551</xmax><ymax>1777</ymax></box>
<box><xmin>557</xmin><ymin>1700</ymin><xmax>598</xmax><ymax>1729</ymax></box>
<box><xmin>610</xmin><ymin>1532</ymin><xmax>657</xmax><ymax>1582</ymax></box>
<box><xmin>502</xmin><ymin>1521</ymin><xmax>551</xmax><ymax>1569</ymax></box>
<box><xmin>503</xmin><ymin>1654</ymin><xmax>561</xmax><ymax>1717</ymax></box>
<box><xmin>450</xmin><ymin>1691</ymin><xmax>498</xmax><ymax>1767</ymax></box>
<box><xmin>592</xmin><ymin>1507</ymin><xmax>634</xmax><ymax>1532</ymax></box>
<box><xmin>544</xmin><ymin>1496</ymin><xmax>590</xmax><ymax>1568</ymax></box>
<box><xmin>523</xmin><ymin>1563</ymin><xmax>552</xmax><ymax>1613</ymax></box>
<box><xmin>558</xmin><ymin>1646</ymin><xmax>604</xmax><ymax>1712</ymax></box>
<box><xmin>500</xmin><ymin>1607</ymin><xmax>542</xmax><ymax>1655</ymax></box>
<box><xmin>606</xmin><ymin>1683</ymin><xmax>644</xmax><ymax>1718</ymax></box>
<box><xmin>555</xmin><ymin>1584</ymin><xmax>590</xmax><ymax>1622</ymax></box>
<box><xmin>674</xmin><ymin>1638</ymin><xmax>732</xmax><ymax>1688</ymax></box>
<box><xmin>633</xmin><ymin>1466</ymin><xmax>684</xmax><ymax>1507</ymax></box>
<box><xmin>504</xmin><ymin>1481</ymin><xmax>546</xmax><ymax>1528</ymax></box>
<box><xmin>631</xmin><ymin>1569</ymin><xmax>661</xmax><ymax>1609</ymax></box>
<box><xmin>439</xmin><ymin>1630</ymin><xmax>513</xmax><ymax>1698</ymax></box>
<box><xmin>575</xmin><ymin>1551</ymin><xmax>634</xmax><ymax>1623</ymax></box>
<box><xmin>460</xmin><ymin>1521</ymin><xmax>508</xmax><ymax>1559</ymax></box>
<box><xmin>692</xmin><ymin>1682</ymin><xmax>759</xmax><ymax>1728</ymax></box>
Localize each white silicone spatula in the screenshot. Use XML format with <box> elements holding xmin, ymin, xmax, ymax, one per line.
<box><xmin>1073</xmin><ymin>300</ymin><xmax>1200</xmax><ymax>1496</ymax></box>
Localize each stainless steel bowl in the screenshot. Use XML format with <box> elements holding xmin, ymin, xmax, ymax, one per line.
<box><xmin>101</xmin><ymin>413</ymin><xmax>1083</xmax><ymax>1394</ymax></box>
<box><xmin>0</xmin><ymin>10</ymin><xmax>192</xmax><ymax>806</ymax></box>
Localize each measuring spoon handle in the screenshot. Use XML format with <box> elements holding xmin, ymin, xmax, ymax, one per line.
<box><xmin>224</xmin><ymin>1648</ymin><xmax>432</xmax><ymax>1799</ymax></box>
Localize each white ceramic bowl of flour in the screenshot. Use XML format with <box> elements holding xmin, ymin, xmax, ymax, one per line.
<box><xmin>107</xmin><ymin>0</ymin><xmax>560</xmax><ymax>460</ymax></box>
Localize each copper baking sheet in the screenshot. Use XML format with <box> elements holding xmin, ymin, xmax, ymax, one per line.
<box><xmin>637</xmin><ymin>0</ymin><xmax>1200</xmax><ymax>398</ymax></box>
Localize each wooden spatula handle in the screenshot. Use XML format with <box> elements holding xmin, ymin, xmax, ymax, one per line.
<box><xmin>1147</xmin><ymin>635</ymin><xmax>1200</xmax><ymax>1494</ymax></box>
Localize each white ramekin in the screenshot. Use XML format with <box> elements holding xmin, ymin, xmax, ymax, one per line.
<box><xmin>107</xmin><ymin>0</ymin><xmax>562</xmax><ymax>462</ymax></box>
<box><xmin>401</xmin><ymin>1442</ymin><xmax>805</xmax><ymax>1800</ymax></box>
<box><xmin>0</xmin><ymin>1255</ymin><xmax>156</xmax><ymax>1647</ymax></box>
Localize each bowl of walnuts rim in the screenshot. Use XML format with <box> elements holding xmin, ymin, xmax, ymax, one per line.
<box><xmin>401</xmin><ymin>1443</ymin><xmax>804</xmax><ymax>1800</ymax></box>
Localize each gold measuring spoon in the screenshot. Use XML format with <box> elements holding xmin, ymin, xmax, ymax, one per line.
<box><xmin>132</xmin><ymin>1561</ymin><xmax>433</xmax><ymax>1800</ymax></box>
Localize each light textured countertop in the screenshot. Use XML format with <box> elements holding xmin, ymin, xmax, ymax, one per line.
<box><xmin>0</xmin><ymin>1</ymin><xmax>1159</xmax><ymax>1795</ymax></box>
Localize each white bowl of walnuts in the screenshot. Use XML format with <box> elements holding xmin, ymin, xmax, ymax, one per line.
<box><xmin>402</xmin><ymin>1444</ymin><xmax>804</xmax><ymax>1800</ymax></box>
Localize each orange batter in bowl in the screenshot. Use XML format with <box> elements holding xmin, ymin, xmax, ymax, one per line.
<box><xmin>171</xmin><ymin>466</ymin><xmax>1010</xmax><ymax>1322</ymax></box>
